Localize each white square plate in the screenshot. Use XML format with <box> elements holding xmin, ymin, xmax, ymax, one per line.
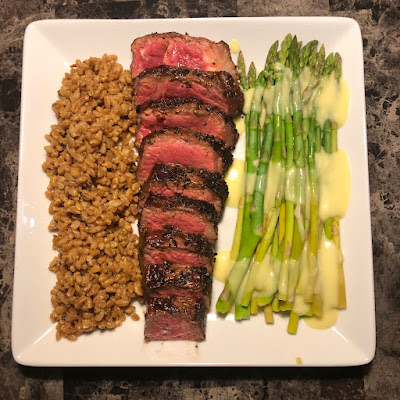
<box><xmin>12</xmin><ymin>17</ymin><xmax>375</xmax><ymax>366</ymax></box>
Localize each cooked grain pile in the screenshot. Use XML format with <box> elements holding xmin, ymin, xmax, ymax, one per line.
<box><xmin>42</xmin><ymin>55</ymin><xmax>143</xmax><ymax>341</ymax></box>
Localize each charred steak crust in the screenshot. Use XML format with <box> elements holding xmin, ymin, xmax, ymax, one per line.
<box><xmin>141</xmin><ymin>194</ymin><xmax>219</xmax><ymax>227</ymax></box>
<box><xmin>135</xmin><ymin>65</ymin><xmax>242</xmax><ymax>98</ymax></box>
<box><xmin>137</xmin><ymin>98</ymin><xmax>239</xmax><ymax>148</ymax></box>
<box><xmin>144</xmin><ymin>263</ymin><xmax>212</xmax><ymax>297</ymax></box>
<box><xmin>139</xmin><ymin>163</ymin><xmax>229</xmax><ymax>213</ymax></box>
<box><xmin>153</xmin><ymin>164</ymin><xmax>229</xmax><ymax>203</ymax></box>
<box><xmin>146</xmin><ymin>295</ymin><xmax>207</xmax><ymax>330</ymax></box>
<box><xmin>140</xmin><ymin>227</ymin><xmax>216</xmax><ymax>259</ymax></box>
<box><xmin>152</xmin><ymin>163</ymin><xmax>229</xmax><ymax>201</ymax></box>
<box><xmin>133</xmin><ymin>65</ymin><xmax>244</xmax><ymax>116</ymax></box>
<box><xmin>140</xmin><ymin>97</ymin><xmax>232</xmax><ymax>114</ymax></box>
<box><xmin>131</xmin><ymin>32</ymin><xmax>239</xmax><ymax>80</ymax></box>
<box><xmin>145</xmin><ymin>263</ymin><xmax>212</xmax><ymax>289</ymax></box>
<box><xmin>139</xmin><ymin>127</ymin><xmax>233</xmax><ymax>174</ymax></box>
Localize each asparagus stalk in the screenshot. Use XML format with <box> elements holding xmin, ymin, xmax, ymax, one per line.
<box><xmin>240</xmin><ymin>63</ymin><xmax>259</xmax><ymax>253</ymax></box>
<box><xmin>237</xmin><ymin>51</ymin><xmax>249</xmax><ymax>90</ymax></box>
<box><xmin>228</xmin><ymin>52</ymin><xmax>247</xmax><ymax>262</ymax></box>
<box><xmin>240</xmin><ymin>120</ymin><xmax>274</xmax><ymax>307</ymax></box>
<box><xmin>257</xmin><ymin>228</ymin><xmax>280</xmax><ymax>306</ymax></box>
<box><xmin>239</xmin><ymin>43</ymin><xmax>280</xmax><ymax>307</ymax></box>
<box><xmin>216</xmin><ymin>63</ymin><xmax>264</xmax><ymax>314</ymax></box>
<box><xmin>286</xmin><ymin>40</ymin><xmax>320</xmax><ymax>331</ymax></box>
<box><xmin>261</xmin><ymin>34</ymin><xmax>293</xmax><ymax>252</ymax></box>
<box><xmin>303</xmin><ymin>45</ymin><xmax>326</xmax><ymax>304</ymax></box>
<box><xmin>323</xmin><ymin>53</ymin><xmax>347</xmax><ymax>310</ymax></box>
<box><xmin>333</xmin><ymin>53</ymin><xmax>347</xmax><ymax>309</ymax></box>
<box><xmin>277</xmin><ymin>35</ymin><xmax>296</xmax><ymax>301</ymax></box>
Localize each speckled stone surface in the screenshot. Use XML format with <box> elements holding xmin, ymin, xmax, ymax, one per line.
<box><xmin>0</xmin><ymin>0</ymin><xmax>399</xmax><ymax>399</ymax></box>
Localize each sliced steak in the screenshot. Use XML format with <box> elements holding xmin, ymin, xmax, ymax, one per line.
<box><xmin>137</xmin><ymin>127</ymin><xmax>233</xmax><ymax>184</ymax></box>
<box><xmin>140</xmin><ymin>228</ymin><xmax>215</xmax><ymax>274</ymax></box>
<box><xmin>144</xmin><ymin>263</ymin><xmax>212</xmax><ymax>299</ymax></box>
<box><xmin>135</xmin><ymin>98</ymin><xmax>239</xmax><ymax>147</ymax></box>
<box><xmin>143</xmin><ymin>248</ymin><xmax>213</xmax><ymax>274</ymax></box>
<box><xmin>131</xmin><ymin>32</ymin><xmax>239</xmax><ymax>80</ymax></box>
<box><xmin>139</xmin><ymin>163</ymin><xmax>228</xmax><ymax>219</ymax></box>
<box><xmin>133</xmin><ymin>65</ymin><xmax>244</xmax><ymax>116</ymax></box>
<box><xmin>145</xmin><ymin>294</ymin><xmax>208</xmax><ymax>341</ymax></box>
<box><xmin>139</xmin><ymin>195</ymin><xmax>218</xmax><ymax>244</ymax></box>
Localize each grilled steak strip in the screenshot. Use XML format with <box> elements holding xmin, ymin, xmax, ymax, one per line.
<box><xmin>139</xmin><ymin>163</ymin><xmax>228</xmax><ymax>219</ymax></box>
<box><xmin>141</xmin><ymin>227</ymin><xmax>216</xmax><ymax>256</ymax></box>
<box><xmin>143</xmin><ymin>248</ymin><xmax>213</xmax><ymax>276</ymax></box>
<box><xmin>140</xmin><ymin>228</ymin><xmax>215</xmax><ymax>275</ymax></box>
<box><xmin>131</xmin><ymin>32</ymin><xmax>239</xmax><ymax>80</ymax></box>
<box><xmin>133</xmin><ymin>65</ymin><xmax>244</xmax><ymax>116</ymax></box>
<box><xmin>137</xmin><ymin>127</ymin><xmax>233</xmax><ymax>184</ymax></box>
<box><xmin>139</xmin><ymin>194</ymin><xmax>218</xmax><ymax>244</ymax></box>
<box><xmin>135</xmin><ymin>98</ymin><xmax>239</xmax><ymax>147</ymax></box>
<box><xmin>145</xmin><ymin>294</ymin><xmax>208</xmax><ymax>341</ymax></box>
<box><xmin>144</xmin><ymin>263</ymin><xmax>212</xmax><ymax>297</ymax></box>
<box><xmin>144</xmin><ymin>263</ymin><xmax>212</xmax><ymax>309</ymax></box>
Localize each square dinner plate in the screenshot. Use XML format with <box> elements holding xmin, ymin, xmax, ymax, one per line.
<box><xmin>12</xmin><ymin>17</ymin><xmax>375</xmax><ymax>367</ymax></box>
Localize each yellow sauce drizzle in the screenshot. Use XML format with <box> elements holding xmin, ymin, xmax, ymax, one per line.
<box><xmin>299</xmin><ymin>67</ymin><xmax>311</xmax><ymax>94</ymax></box>
<box><xmin>316</xmin><ymin>74</ymin><xmax>350</xmax><ymax>128</ymax></box>
<box><xmin>225</xmin><ymin>159</ymin><xmax>245</xmax><ymax>208</ymax></box>
<box><xmin>234</xmin><ymin>116</ymin><xmax>246</xmax><ymax>135</ymax></box>
<box><xmin>305</xmin><ymin>233</ymin><xmax>341</xmax><ymax>329</ymax></box>
<box><xmin>229</xmin><ymin>39</ymin><xmax>241</xmax><ymax>54</ymax></box>
<box><xmin>243</xmin><ymin>88</ymin><xmax>255</xmax><ymax>114</ymax></box>
<box><xmin>316</xmin><ymin>149</ymin><xmax>351</xmax><ymax>221</ymax></box>
<box><xmin>262</xmin><ymin>86</ymin><xmax>275</xmax><ymax>116</ymax></box>
<box><xmin>214</xmin><ymin>250</ymin><xmax>234</xmax><ymax>282</ymax></box>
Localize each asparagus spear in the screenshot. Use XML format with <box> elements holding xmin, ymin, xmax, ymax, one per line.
<box><xmin>322</xmin><ymin>53</ymin><xmax>347</xmax><ymax>310</ymax></box>
<box><xmin>241</xmin><ymin>36</ymin><xmax>292</xmax><ymax>307</ymax></box>
<box><xmin>333</xmin><ymin>53</ymin><xmax>347</xmax><ymax>309</ymax></box>
<box><xmin>216</xmin><ymin>63</ymin><xmax>263</xmax><ymax>314</ymax></box>
<box><xmin>237</xmin><ymin>51</ymin><xmax>249</xmax><ymax>90</ymax></box>
<box><xmin>249</xmin><ymin>41</ymin><xmax>280</xmax><ymax>244</ymax></box>
<box><xmin>220</xmin><ymin>40</ymin><xmax>284</xmax><ymax>313</ymax></box>
<box><xmin>286</xmin><ymin>41</ymin><xmax>321</xmax><ymax>331</ymax></box>
<box><xmin>278</xmin><ymin>36</ymin><xmax>296</xmax><ymax>301</ymax></box>
<box><xmin>286</xmin><ymin>37</ymin><xmax>309</xmax><ymax>306</ymax></box>
<box><xmin>239</xmin><ymin>43</ymin><xmax>280</xmax><ymax>307</ymax></box>
<box><xmin>240</xmin><ymin>62</ymin><xmax>258</xmax><ymax>250</ymax></box>
<box><xmin>303</xmin><ymin>45</ymin><xmax>326</xmax><ymax>304</ymax></box>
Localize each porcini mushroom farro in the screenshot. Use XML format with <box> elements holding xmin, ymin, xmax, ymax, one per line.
<box><xmin>42</xmin><ymin>55</ymin><xmax>142</xmax><ymax>341</ymax></box>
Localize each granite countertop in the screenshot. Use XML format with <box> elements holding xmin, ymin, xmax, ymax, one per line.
<box><xmin>0</xmin><ymin>1</ymin><xmax>399</xmax><ymax>399</ymax></box>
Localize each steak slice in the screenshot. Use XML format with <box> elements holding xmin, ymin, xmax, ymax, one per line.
<box><xmin>145</xmin><ymin>294</ymin><xmax>208</xmax><ymax>341</ymax></box>
<box><xmin>137</xmin><ymin>128</ymin><xmax>233</xmax><ymax>184</ymax></box>
<box><xmin>131</xmin><ymin>32</ymin><xmax>239</xmax><ymax>80</ymax></box>
<box><xmin>135</xmin><ymin>98</ymin><xmax>239</xmax><ymax>147</ymax></box>
<box><xmin>144</xmin><ymin>263</ymin><xmax>212</xmax><ymax>300</ymax></box>
<box><xmin>139</xmin><ymin>194</ymin><xmax>218</xmax><ymax>244</ymax></box>
<box><xmin>139</xmin><ymin>163</ymin><xmax>228</xmax><ymax>219</ymax></box>
<box><xmin>140</xmin><ymin>228</ymin><xmax>215</xmax><ymax>274</ymax></box>
<box><xmin>133</xmin><ymin>65</ymin><xmax>244</xmax><ymax>116</ymax></box>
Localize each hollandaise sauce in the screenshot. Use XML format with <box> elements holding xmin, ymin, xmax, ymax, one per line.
<box><xmin>229</xmin><ymin>39</ymin><xmax>241</xmax><ymax>54</ymax></box>
<box><xmin>316</xmin><ymin>73</ymin><xmax>350</xmax><ymax>128</ymax></box>
<box><xmin>305</xmin><ymin>233</ymin><xmax>343</xmax><ymax>329</ymax></box>
<box><xmin>316</xmin><ymin>149</ymin><xmax>351</xmax><ymax>221</ymax></box>
<box><xmin>225</xmin><ymin>159</ymin><xmax>245</xmax><ymax>208</ymax></box>
<box><xmin>214</xmin><ymin>250</ymin><xmax>234</xmax><ymax>283</ymax></box>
